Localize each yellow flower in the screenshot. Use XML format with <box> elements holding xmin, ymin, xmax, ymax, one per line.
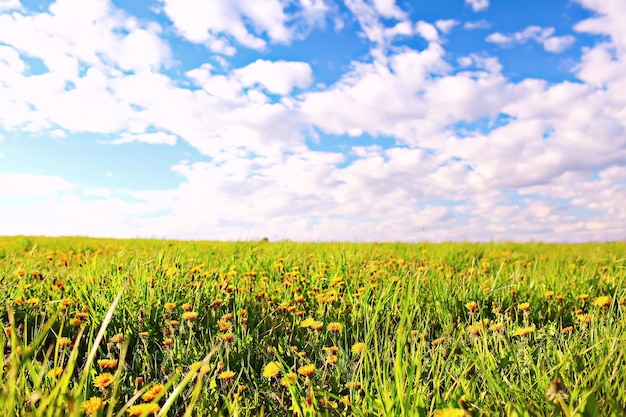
<box><xmin>126</xmin><ymin>403</ymin><xmax>160</xmax><ymax>416</ymax></box>
<box><xmin>351</xmin><ymin>342</ymin><xmax>366</xmax><ymax>355</ymax></box>
<box><xmin>181</xmin><ymin>303</ymin><xmax>192</xmax><ymax>312</ymax></box>
<box><xmin>345</xmin><ymin>381</ymin><xmax>361</xmax><ymax>390</ymax></box>
<box><xmin>466</xmin><ymin>322</ymin><xmax>482</xmax><ymax>336</ymax></box>
<box><xmin>323</xmin><ymin>346</ymin><xmax>341</xmax><ymax>355</ymax></box>
<box><xmin>221</xmin><ymin>332</ymin><xmax>235</xmax><ymax>343</ymax></box>
<box><xmin>81</xmin><ymin>397</ymin><xmax>104</xmax><ymax>415</ymax></box>
<box><xmin>182</xmin><ymin>311</ymin><xmax>198</xmax><ymax>321</ymax></box>
<box><xmin>518</xmin><ymin>302</ymin><xmax>531</xmax><ymax>311</ymax></box>
<box><xmin>465</xmin><ymin>301</ymin><xmax>478</xmax><ymax>312</ymax></box>
<box><xmin>512</xmin><ymin>326</ymin><xmax>535</xmax><ymax>337</ymax></box>
<box><xmin>297</xmin><ymin>364</ymin><xmax>315</xmax><ymax>378</ymax></box>
<box><xmin>47</xmin><ymin>367</ymin><xmax>64</xmax><ymax>379</ymax></box>
<box><xmin>218</xmin><ymin>370</ymin><xmax>236</xmax><ymax>381</ymax></box>
<box><xmin>310</xmin><ymin>321</ymin><xmax>324</xmax><ymax>331</ymax></box>
<box><xmin>97</xmin><ymin>359</ymin><xmax>118</xmax><ymax>370</ymax></box>
<box><xmin>58</xmin><ymin>337</ymin><xmax>72</xmax><ymax>348</ymax></box>
<box><xmin>326</xmin><ymin>355</ymin><xmax>338</xmax><ymax>365</ymax></box>
<box><xmin>109</xmin><ymin>333</ymin><xmax>124</xmax><ymax>343</ymax></box>
<box><xmin>280</xmin><ymin>372</ymin><xmax>297</xmax><ymax>386</ymax></box>
<box><xmin>26</xmin><ymin>297</ymin><xmax>40</xmax><ymax>306</ymax></box>
<box><xmin>141</xmin><ymin>384</ymin><xmax>165</xmax><ymax>402</ymax></box>
<box><xmin>93</xmin><ymin>373</ymin><xmax>115</xmax><ymax>389</ymax></box>
<box><xmin>593</xmin><ymin>296</ymin><xmax>611</xmax><ymax>308</ymax></box>
<box><xmin>545</xmin><ymin>291</ymin><xmax>554</xmax><ymax>301</ymax></box>
<box><xmin>300</xmin><ymin>317</ymin><xmax>315</xmax><ymax>328</ymax></box>
<box><xmin>578</xmin><ymin>293</ymin><xmax>589</xmax><ymax>301</ymax></box>
<box><xmin>327</xmin><ymin>322</ymin><xmax>342</xmax><ymax>334</ymax></box>
<box><xmin>164</xmin><ymin>303</ymin><xmax>176</xmax><ymax>311</ymax></box>
<box><xmin>217</xmin><ymin>320</ymin><xmax>231</xmax><ymax>332</ymax></box>
<box><xmin>262</xmin><ymin>362</ymin><xmax>281</xmax><ymax>378</ymax></box>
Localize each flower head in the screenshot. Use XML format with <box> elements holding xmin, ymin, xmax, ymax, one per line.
<box><xmin>593</xmin><ymin>296</ymin><xmax>611</xmax><ymax>308</ymax></box>
<box><xmin>126</xmin><ymin>403</ymin><xmax>160</xmax><ymax>416</ymax></box>
<box><xmin>97</xmin><ymin>359</ymin><xmax>118</xmax><ymax>370</ymax></box>
<box><xmin>297</xmin><ymin>364</ymin><xmax>315</xmax><ymax>378</ymax></box>
<box><xmin>218</xmin><ymin>370</ymin><xmax>236</xmax><ymax>381</ymax></box>
<box><xmin>351</xmin><ymin>342</ymin><xmax>366</xmax><ymax>355</ymax></box>
<box><xmin>81</xmin><ymin>397</ymin><xmax>104</xmax><ymax>415</ymax></box>
<box><xmin>262</xmin><ymin>362</ymin><xmax>281</xmax><ymax>378</ymax></box>
<box><xmin>93</xmin><ymin>373</ymin><xmax>115</xmax><ymax>389</ymax></box>
<box><xmin>182</xmin><ymin>311</ymin><xmax>198</xmax><ymax>321</ymax></box>
<box><xmin>141</xmin><ymin>384</ymin><xmax>165</xmax><ymax>402</ymax></box>
<box><xmin>327</xmin><ymin>322</ymin><xmax>342</xmax><ymax>334</ymax></box>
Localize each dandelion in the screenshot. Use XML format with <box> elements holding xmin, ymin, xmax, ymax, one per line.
<box><xmin>181</xmin><ymin>303</ymin><xmax>192</xmax><ymax>312</ymax></box>
<box><xmin>58</xmin><ymin>337</ymin><xmax>72</xmax><ymax>348</ymax></box>
<box><xmin>345</xmin><ymin>381</ymin><xmax>361</xmax><ymax>390</ymax></box>
<box><xmin>280</xmin><ymin>372</ymin><xmax>297</xmax><ymax>386</ymax></box>
<box><xmin>47</xmin><ymin>367</ymin><xmax>63</xmax><ymax>378</ymax></box>
<box><xmin>71</xmin><ymin>318</ymin><xmax>83</xmax><ymax>327</ymax></box>
<box><xmin>465</xmin><ymin>301</ymin><xmax>478</xmax><ymax>312</ymax></box>
<box><xmin>164</xmin><ymin>303</ymin><xmax>176</xmax><ymax>311</ymax></box>
<box><xmin>126</xmin><ymin>403</ymin><xmax>160</xmax><ymax>416</ymax></box>
<box><xmin>26</xmin><ymin>297</ymin><xmax>40</xmax><ymax>306</ymax></box>
<box><xmin>327</xmin><ymin>322</ymin><xmax>342</xmax><ymax>334</ymax></box>
<box><xmin>135</xmin><ymin>377</ymin><xmax>144</xmax><ymax>388</ymax></box>
<box><xmin>110</xmin><ymin>333</ymin><xmax>124</xmax><ymax>343</ymax></box>
<box><xmin>142</xmin><ymin>384</ymin><xmax>165</xmax><ymax>402</ymax></box>
<box><xmin>323</xmin><ymin>346</ymin><xmax>341</xmax><ymax>355</ymax></box>
<box><xmin>211</xmin><ymin>299</ymin><xmax>223</xmax><ymax>309</ymax></box>
<box><xmin>311</xmin><ymin>320</ymin><xmax>324</xmax><ymax>331</ymax></box>
<box><xmin>221</xmin><ymin>332</ymin><xmax>235</xmax><ymax>343</ymax></box>
<box><xmin>60</xmin><ymin>298</ymin><xmax>73</xmax><ymax>308</ymax></box>
<box><xmin>512</xmin><ymin>326</ymin><xmax>535</xmax><ymax>337</ymax></box>
<box><xmin>519</xmin><ymin>302</ymin><xmax>531</xmax><ymax>311</ymax></box>
<box><xmin>222</xmin><ymin>313</ymin><xmax>234</xmax><ymax>322</ymax></box>
<box><xmin>139</xmin><ymin>331</ymin><xmax>149</xmax><ymax>338</ymax></box>
<box><xmin>93</xmin><ymin>373</ymin><xmax>115</xmax><ymax>389</ymax></box>
<box><xmin>593</xmin><ymin>296</ymin><xmax>611</xmax><ymax>308</ymax></box>
<box><xmin>467</xmin><ymin>322</ymin><xmax>482</xmax><ymax>336</ymax></box>
<box><xmin>326</xmin><ymin>355</ymin><xmax>338</xmax><ymax>365</ymax></box>
<box><xmin>262</xmin><ymin>362</ymin><xmax>281</xmax><ymax>378</ymax></box>
<box><xmin>217</xmin><ymin>320</ymin><xmax>231</xmax><ymax>332</ymax></box>
<box><xmin>97</xmin><ymin>359</ymin><xmax>118</xmax><ymax>370</ymax></box>
<box><xmin>81</xmin><ymin>397</ymin><xmax>104</xmax><ymax>415</ymax></box>
<box><xmin>182</xmin><ymin>311</ymin><xmax>198</xmax><ymax>321</ymax></box>
<box><xmin>300</xmin><ymin>317</ymin><xmax>315</xmax><ymax>329</ymax></box>
<box><xmin>169</xmin><ymin>320</ymin><xmax>179</xmax><ymax>328</ymax></box>
<box><xmin>218</xmin><ymin>370</ymin><xmax>236</xmax><ymax>381</ymax></box>
<box><xmin>578</xmin><ymin>294</ymin><xmax>589</xmax><ymax>301</ymax></box>
<box><xmin>351</xmin><ymin>342</ymin><xmax>366</xmax><ymax>355</ymax></box>
<box><xmin>298</xmin><ymin>364</ymin><xmax>316</xmax><ymax>378</ymax></box>
<box><xmin>432</xmin><ymin>337</ymin><xmax>446</xmax><ymax>346</ymax></box>
<box><xmin>489</xmin><ymin>322</ymin><xmax>504</xmax><ymax>333</ymax></box>
<box><xmin>545</xmin><ymin>291</ymin><xmax>554</xmax><ymax>301</ymax></box>
<box><xmin>163</xmin><ymin>338</ymin><xmax>174</xmax><ymax>347</ymax></box>
<box><xmin>562</xmin><ymin>326</ymin><xmax>574</xmax><ymax>334</ymax></box>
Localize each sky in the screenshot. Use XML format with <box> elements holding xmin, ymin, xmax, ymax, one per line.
<box><xmin>0</xmin><ymin>0</ymin><xmax>625</xmax><ymax>242</ymax></box>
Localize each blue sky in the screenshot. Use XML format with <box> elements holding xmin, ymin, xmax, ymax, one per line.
<box><xmin>0</xmin><ymin>0</ymin><xmax>625</xmax><ymax>241</ymax></box>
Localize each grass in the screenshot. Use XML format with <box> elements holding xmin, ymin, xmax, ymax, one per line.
<box><xmin>0</xmin><ymin>236</ymin><xmax>625</xmax><ymax>416</ymax></box>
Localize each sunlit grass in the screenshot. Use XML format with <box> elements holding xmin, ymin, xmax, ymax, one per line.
<box><xmin>0</xmin><ymin>236</ymin><xmax>625</xmax><ymax>416</ymax></box>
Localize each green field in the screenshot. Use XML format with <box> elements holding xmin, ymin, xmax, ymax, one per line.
<box><xmin>1</xmin><ymin>237</ymin><xmax>625</xmax><ymax>416</ymax></box>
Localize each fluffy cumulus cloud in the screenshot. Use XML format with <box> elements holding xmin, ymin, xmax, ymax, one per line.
<box><xmin>0</xmin><ymin>0</ymin><xmax>624</xmax><ymax>241</ymax></box>
<box><xmin>487</xmin><ymin>26</ymin><xmax>576</xmax><ymax>53</ymax></box>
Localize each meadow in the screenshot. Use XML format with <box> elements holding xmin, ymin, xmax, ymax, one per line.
<box><xmin>0</xmin><ymin>236</ymin><xmax>625</xmax><ymax>416</ymax></box>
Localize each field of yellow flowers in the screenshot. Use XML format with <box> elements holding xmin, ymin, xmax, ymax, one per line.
<box><xmin>1</xmin><ymin>236</ymin><xmax>625</xmax><ymax>416</ymax></box>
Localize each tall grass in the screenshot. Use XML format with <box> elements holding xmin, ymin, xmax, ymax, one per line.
<box><xmin>0</xmin><ymin>237</ymin><xmax>625</xmax><ymax>416</ymax></box>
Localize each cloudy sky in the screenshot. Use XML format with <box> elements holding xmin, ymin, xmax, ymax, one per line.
<box><xmin>0</xmin><ymin>0</ymin><xmax>625</xmax><ymax>242</ymax></box>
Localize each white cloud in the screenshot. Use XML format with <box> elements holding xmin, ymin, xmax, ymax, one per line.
<box><xmin>0</xmin><ymin>173</ymin><xmax>74</xmax><ymax>198</ymax></box>
<box><xmin>465</xmin><ymin>0</ymin><xmax>489</xmax><ymax>12</ymax></box>
<box><xmin>0</xmin><ymin>0</ymin><xmax>20</xmax><ymax>11</ymax></box>
<box><xmin>109</xmin><ymin>131</ymin><xmax>178</xmax><ymax>146</ymax></box>
<box><xmin>415</xmin><ymin>21</ymin><xmax>439</xmax><ymax>43</ymax></box>
<box><xmin>234</xmin><ymin>59</ymin><xmax>313</xmax><ymax>95</ymax></box>
<box><xmin>486</xmin><ymin>26</ymin><xmax>576</xmax><ymax>53</ymax></box>
<box><xmin>435</xmin><ymin>19</ymin><xmax>458</xmax><ymax>34</ymax></box>
<box><xmin>464</xmin><ymin>20</ymin><xmax>490</xmax><ymax>30</ymax></box>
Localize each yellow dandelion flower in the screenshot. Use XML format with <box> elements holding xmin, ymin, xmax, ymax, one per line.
<box><xmin>512</xmin><ymin>326</ymin><xmax>535</xmax><ymax>337</ymax></box>
<box><xmin>351</xmin><ymin>342</ymin><xmax>366</xmax><ymax>355</ymax></box>
<box><xmin>467</xmin><ymin>322</ymin><xmax>482</xmax><ymax>336</ymax></box>
<box><xmin>139</xmin><ymin>331</ymin><xmax>149</xmax><ymax>338</ymax></box>
<box><xmin>327</xmin><ymin>322</ymin><xmax>342</xmax><ymax>334</ymax></box>
<box><xmin>97</xmin><ymin>359</ymin><xmax>118</xmax><ymax>370</ymax></box>
<box><xmin>93</xmin><ymin>373</ymin><xmax>115</xmax><ymax>389</ymax></box>
<box><xmin>545</xmin><ymin>291</ymin><xmax>554</xmax><ymax>301</ymax></box>
<box><xmin>182</xmin><ymin>311</ymin><xmax>198</xmax><ymax>321</ymax></box>
<box><xmin>222</xmin><ymin>313</ymin><xmax>234</xmax><ymax>322</ymax></box>
<box><xmin>58</xmin><ymin>337</ymin><xmax>72</xmax><ymax>348</ymax></box>
<box><xmin>109</xmin><ymin>333</ymin><xmax>124</xmax><ymax>343</ymax></box>
<box><xmin>465</xmin><ymin>301</ymin><xmax>478</xmax><ymax>312</ymax></box>
<box><xmin>310</xmin><ymin>320</ymin><xmax>324</xmax><ymax>331</ymax></box>
<box><xmin>217</xmin><ymin>320</ymin><xmax>231</xmax><ymax>332</ymax></box>
<box><xmin>71</xmin><ymin>318</ymin><xmax>83</xmax><ymax>327</ymax></box>
<box><xmin>519</xmin><ymin>302</ymin><xmax>531</xmax><ymax>311</ymax></box>
<box><xmin>562</xmin><ymin>326</ymin><xmax>574</xmax><ymax>334</ymax></box>
<box><xmin>26</xmin><ymin>297</ymin><xmax>40</xmax><ymax>306</ymax></box>
<box><xmin>262</xmin><ymin>362</ymin><xmax>281</xmax><ymax>378</ymax></box>
<box><xmin>81</xmin><ymin>397</ymin><xmax>104</xmax><ymax>415</ymax></box>
<box><xmin>593</xmin><ymin>296</ymin><xmax>611</xmax><ymax>308</ymax></box>
<box><xmin>221</xmin><ymin>332</ymin><xmax>235</xmax><ymax>343</ymax></box>
<box><xmin>578</xmin><ymin>293</ymin><xmax>589</xmax><ymax>301</ymax></box>
<box><xmin>489</xmin><ymin>322</ymin><xmax>504</xmax><ymax>333</ymax></box>
<box><xmin>126</xmin><ymin>403</ymin><xmax>160</xmax><ymax>416</ymax></box>
<box><xmin>163</xmin><ymin>338</ymin><xmax>174</xmax><ymax>347</ymax></box>
<box><xmin>298</xmin><ymin>364</ymin><xmax>315</xmax><ymax>378</ymax></box>
<box><xmin>280</xmin><ymin>372</ymin><xmax>297</xmax><ymax>386</ymax></box>
<box><xmin>181</xmin><ymin>303</ymin><xmax>192</xmax><ymax>312</ymax></box>
<box><xmin>345</xmin><ymin>381</ymin><xmax>361</xmax><ymax>390</ymax></box>
<box><xmin>164</xmin><ymin>303</ymin><xmax>176</xmax><ymax>311</ymax></box>
<box><xmin>326</xmin><ymin>355</ymin><xmax>338</xmax><ymax>365</ymax></box>
<box><xmin>218</xmin><ymin>370</ymin><xmax>236</xmax><ymax>381</ymax></box>
<box><xmin>300</xmin><ymin>317</ymin><xmax>315</xmax><ymax>328</ymax></box>
<box><xmin>432</xmin><ymin>337</ymin><xmax>446</xmax><ymax>346</ymax></box>
<box><xmin>142</xmin><ymin>384</ymin><xmax>165</xmax><ymax>402</ymax></box>
<box><xmin>323</xmin><ymin>346</ymin><xmax>341</xmax><ymax>355</ymax></box>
